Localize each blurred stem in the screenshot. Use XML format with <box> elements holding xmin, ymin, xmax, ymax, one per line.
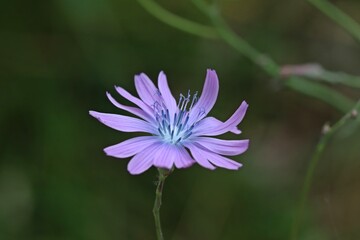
<box><xmin>291</xmin><ymin>99</ymin><xmax>360</xmax><ymax>240</ymax></box>
<box><xmin>137</xmin><ymin>0</ymin><xmax>355</xmax><ymax>112</ymax></box>
<box><xmin>153</xmin><ymin>168</ymin><xmax>169</xmax><ymax>240</ymax></box>
<box><xmin>315</xmin><ymin>70</ymin><xmax>360</xmax><ymax>89</ymax></box>
<box><xmin>307</xmin><ymin>0</ymin><xmax>360</xmax><ymax>42</ymax></box>
<box><xmin>192</xmin><ymin>0</ymin><xmax>354</xmax><ymax>112</ymax></box>
<box><xmin>281</xmin><ymin>64</ymin><xmax>360</xmax><ymax>89</ymax></box>
<box><xmin>285</xmin><ymin>77</ymin><xmax>354</xmax><ymax>113</ymax></box>
<box><xmin>137</xmin><ymin>0</ymin><xmax>218</xmax><ymax>39</ymax></box>
<box><xmin>192</xmin><ymin>0</ymin><xmax>280</xmax><ymax>76</ymax></box>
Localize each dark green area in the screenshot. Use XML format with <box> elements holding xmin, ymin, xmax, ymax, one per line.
<box><xmin>0</xmin><ymin>0</ymin><xmax>359</xmax><ymax>239</ymax></box>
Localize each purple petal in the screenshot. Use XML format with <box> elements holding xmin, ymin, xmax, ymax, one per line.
<box><xmin>194</xmin><ymin>101</ymin><xmax>248</xmax><ymax>136</ymax></box>
<box><xmin>153</xmin><ymin>143</ymin><xmax>176</xmax><ymax>170</ymax></box>
<box><xmin>104</xmin><ymin>136</ymin><xmax>160</xmax><ymax>158</ymax></box>
<box><xmin>185</xmin><ymin>143</ymin><xmax>216</xmax><ymax>170</ymax></box>
<box><xmin>193</xmin><ymin>117</ymin><xmax>241</xmax><ymax>136</ymax></box>
<box><xmin>158</xmin><ymin>71</ymin><xmax>178</xmax><ymax>122</ymax></box>
<box><xmin>174</xmin><ymin>146</ymin><xmax>196</xmax><ymax>169</ymax></box>
<box><xmin>134</xmin><ymin>73</ymin><xmax>161</xmax><ymax>106</ymax></box>
<box><xmin>194</xmin><ymin>137</ymin><xmax>249</xmax><ymax>156</ymax></box>
<box><xmin>188</xmin><ymin>69</ymin><xmax>219</xmax><ymax>125</ymax></box>
<box><xmin>106</xmin><ymin>92</ymin><xmax>154</xmax><ymax>123</ymax></box>
<box><xmin>115</xmin><ymin>86</ymin><xmax>154</xmax><ymax>117</ymax></box>
<box><xmin>89</xmin><ymin>111</ymin><xmax>157</xmax><ymax>134</ymax></box>
<box><xmin>192</xmin><ymin>143</ymin><xmax>242</xmax><ymax>170</ymax></box>
<box><xmin>127</xmin><ymin>142</ymin><xmax>162</xmax><ymax>175</ymax></box>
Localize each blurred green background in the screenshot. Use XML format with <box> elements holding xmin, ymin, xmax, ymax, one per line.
<box><xmin>1</xmin><ymin>0</ymin><xmax>360</xmax><ymax>239</ymax></box>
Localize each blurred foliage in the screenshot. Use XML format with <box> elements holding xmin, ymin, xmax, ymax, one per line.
<box><xmin>0</xmin><ymin>0</ymin><xmax>360</xmax><ymax>240</ymax></box>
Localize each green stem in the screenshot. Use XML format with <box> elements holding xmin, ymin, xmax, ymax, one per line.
<box><xmin>307</xmin><ymin>0</ymin><xmax>360</xmax><ymax>42</ymax></box>
<box><xmin>153</xmin><ymin>168</ymin><xmax>168</xmax><ymax>240</ymax></box>
<box><xmin>137</xmin><ymin>0</ymin><xmax>218</xmax><ymax>39</ymax></box>
<box><xmin>290</xmin><ymin>100</ymin><xmax>360</xmax><ymax>240</ymax></box>
<box><xmin>137</xmin><ymin>0</ymin><xmax>355</xmax><ymax>113</ymax></box>
<box><xmin>192</xmin><ymin>0</ymin><xmax>354</xmax><ymax>112</ymax></box>
<box><xmin>193</xmin><ymin>0</ymin><xmax>280</xmax><ymax>77</ymax></box>
<box><xmin>281</xmin><ymin>64</ymin><xmax>360</xmax><ymax>89</ymax></box>
<box><xmin>208</xmin><ymin>5</ymin><xmax>280</xmax><ymax>78</ymax></box>
<box><xmin>290</xmin><ymin>137</ymin><xmax>326</xmax><ymax>240</ymax></box>
<box><xmin>285</xmin><ymin>77</ymin><xmax>354</xmax><ymax>113</ymax></box>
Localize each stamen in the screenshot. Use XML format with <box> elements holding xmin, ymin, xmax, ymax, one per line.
<box><xmin>166</xmin><ymin>109</ymin><xmax>170</xmax><ymax>122</ymax></box>
<box><xmin>158</xmin><ymin>128</ymin><xmax>164</xmax><ymax>137</ymax></box>
<box><xmin>176</xmin><ymin>110</ymin><xmax>184</xmax><ymax>126</ymax></box>
<box><xmin>180</xmin><ymin>94</ymin><xmax>186</xmax><ymax>110</ymax></box>
<box><xmin>183</xmin><ymin>115</ymin><xmax>189</xmax><ymax>128</ymax></box>
<box><xmin>183</xmin><ymin>131</ymin><xmax>192</xmax><ymax>140</ymax></box>
<box><xmin>187</xmin><ymin>125</ymin><xmax>195</xmax><ymax>132</ymax></box>
<box><xmin>176</xmin><ymin>124</ymin><xmax>183</xmax><ymax>135</ymax></box>
<box><xmin>190</xmin><ymin>91</ymin><xmax>198</xmax><ymax>110</ymax></box>
<box><xmin>173</xmin><ymin>113</ymin><xmax>177</xmax><ymax>126</ymax></box>
<box><xmin>177</xmin><ymin>94</ymin><xmax>183</xmax><ymax>108</ymax></box>
<box><xmin>182</xmin><ymin>90</ymin><xmax>191</xmax><ymax>110</ymax></box>
<box><xmin>154</xmin><ymin>89</ymin><xmax>201</xmax><ymax>144</ymax></box>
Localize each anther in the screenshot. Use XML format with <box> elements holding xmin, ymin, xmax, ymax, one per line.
<box><xmin>183</xmin><ymin>115</ymin><xmax>189</xmax><ymax>127</ymax></box>
<box><xmin>183</xmin><ymin>131</ymin><xmax>192</xmax><ymax>139</ymax></box>
<box><xmin>166</xmin><ymin>109</ymin><xmax>170</xmax><ymax>121</ymax></box>
<box><xmin>158</xmin><ymin>128</ymin><xmax>164</xmax><ymax>137</ymax></box>
<box><xmin>177</xmin><ymin>111</ymin><xmax>184</xmax><ymax>126</ymax></box>
<box><xmin>176</xmin><ymin>124</ymin><xmax>183</xmax><ymax>135</ymax></box>
<box><xmin>173</xmin><ymin>113</ymin><xmax>177</xmax><ymax>126</ymax></box>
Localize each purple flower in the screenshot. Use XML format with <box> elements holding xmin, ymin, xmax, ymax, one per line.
<box><xmin>89</xmin><ymin>69</ymin><xmax>249</xmax><ymax>175</ymax></box>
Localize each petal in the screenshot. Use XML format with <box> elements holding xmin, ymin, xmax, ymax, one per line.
<box><xmin>174</xmin><ymin>146</ymin><xmax>196</xmax><ymax>169</ymax></box>
<box><xmin>115</xmin><ymin>86</ymin><xmax>154</xmax><ymax>117</ymax></box>
<box><xmin>89</xmin><ymin>111</ymin><xmax>157</xmax><ymax>134</ymax></box>
<box><xmin>194</xmin><ymin>137</ymin><xmax>249</xmax><ymax>156</ymax></box>
<box><xmin>158</xmin><ymin>71</ymin><xmax>178</xmax><ymax>122</ymax></box>
<box><xmin>192</xmin><ymin>143</ymin><xmax>242</xmax><ymax>170</ymax></box>
<box><xmin>185</xmin><ymin>143</ymin><xmax>216</xmax><ymax>170</ymax></box>
<box><xmin>193</xmin><ymin>117</ymin><xmax>241</xmax><ymax>136</ymax></box>
<box><xmin>194</xmin><ymin>101</ymin><xmax>248</xmax><ymax>136</ymax></box>
<box><xmin>153</xmin><ymin>143</ymin><xmax>176</xmax><ymax>170</ymax></box>
<box><xmin>104</xmin><ymin>136</ymin><xmax>160</xmax><ymax>158</ymax></box>
<box><xmin>127</xmin><ymin>142</ymin><xmax>162</xmax><ymax>175</ymax></box>
<box><xmin>106</xmin><ymin>92</ymin><xmax>154</xmax><ymax>123</ymax></box>
<box><xmin>134</xmin><ymin>73</ymin><xmax>161</xmax><ymax>106</ymax></box>
<box><xmin>188</xmin><ymin>69</ymin><xmax>219</xmax><ymax>125</ymax></box>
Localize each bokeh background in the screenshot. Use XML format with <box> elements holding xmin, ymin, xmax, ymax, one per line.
<box><xmin>1</xmin><ymin>0</ymin><xmax>360</xmax><ymax>239</ymax></box>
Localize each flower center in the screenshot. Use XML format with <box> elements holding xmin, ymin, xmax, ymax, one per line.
<box><xmin>153</xmin><ymin>91</ymin><xmax>202</xmax><ymax>144</ymax></box>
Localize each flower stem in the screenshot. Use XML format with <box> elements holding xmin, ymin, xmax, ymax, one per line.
<box><xmin>307</xmin><ymin>0</ymin><xmax>360</xmax><ymax>43</ymax></box>
<box><xmin>136</xmin><ymin>0</ymin><xmax>218</xmax><ymax>39</ymax></box>
<box><xmin>290</xmin><ymin>137</ymin><xmax>326</xmax><ymax>240</ymax></box>
<box><xmin>153</xmin><ymin>168</ymin><xmax>169</xmax><ymax>240</ymax></box>
<box><xmin>290</xmin><ymin>100</ymin><xmax>360</xmax><ymax>240</ymax></box>
<box><xmin>137</xmin><ymin>0</ymin><xmax>355</xmax><ymax>113</ymax></box>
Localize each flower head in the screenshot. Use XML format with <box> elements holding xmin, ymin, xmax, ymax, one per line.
<box><xmin>90</xmin><ymin>69</ymin><xmax>249</xmax><ymax>174</ymax></box>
